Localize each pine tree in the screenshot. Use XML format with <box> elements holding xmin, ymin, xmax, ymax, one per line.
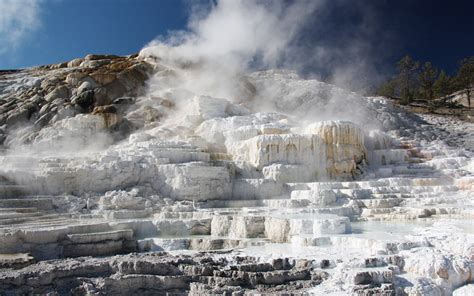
<box><xmin>433</xmin><ymin>71</ymin><xmax>453</xmax><ymax>98</ymax></box>
<box><xmin>396</xmin><ymin>55</ymin><xmax>420</xmax><ymax>104</ymax></box>
<box><xmin>418</xmin><ymin>62</ymin><xmax>438</xmax><ymax>100</ymax></box>
<box><xmin>375</xmin><ymin>79</ymin><xmax>396</xmax><ymax>97</ymax></box>
<box><xmin>455</xmin><ymin>57</ymin><xmax>474</xmax><ymax>107</ymax></box>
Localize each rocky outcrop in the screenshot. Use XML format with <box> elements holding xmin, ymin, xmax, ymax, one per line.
<box><xmin>0</xmin><ymin>252</ymin><xmax>329</xmax><ymax>295</ymax></box>
<box><xmin>0</xmin><ymin>53</ymin><xmax>153</xmax><ymax>148</ymax></box>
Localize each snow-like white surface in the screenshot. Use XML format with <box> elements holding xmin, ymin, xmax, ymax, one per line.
<box><xmin>0</xmin><ymin>52</ymin><xmax>473</xmax><ymax>294</ymax></box>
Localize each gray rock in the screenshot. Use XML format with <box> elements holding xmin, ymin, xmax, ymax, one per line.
<box><xmin>34</xmin><ymin>113</ymin><xmax>53</xmax><ymax>127</ymax></box>
<box><xmin>113</xmin><ymin>96</ymin><xmax>135</xmax><ymax>105</ymax></box>
<box><xmin>49</xmin><ymin>62</ymin><xmax>68</xmax><ymax>69</ymax></box>
<box><xmin>93</xmin><ymin>87</ymin><xmax>112</xmax><ymax>106</ymax></box>
<box><xmin>5</xmin><ymin>102</ymin><xmax>37</xmax><ymax>127</ymax></box>
<box><xmin>77</xmin><ymin>81</ymin><xmax>98</xmax><ymax>94</ymax></box>
<box><xmin>71</xmin><ymin>90</ymin><xmax>95</xmax><ymax>110</ymax></box>
<box><xmin>91</xmin><ymin>72</ymin><xmax>117</xmax><ymax>85</ymax></box>
<box><xmin>44</xmin><ymin>85</ymin><xmax>70</xmax><ymax>102</ymax></box>
<box><xmin>104</xmin><ymin>79</ymin><xmax>127</xmax><ymax>100</ymax></box>
<box><xmin>67</xmin><ymin>58</ymin><xmax>84</xmax><ymax>68</ymax></box>
<box><xmin>116</xmin><ymin>64</ymin><xmax>149</xmax><ymax>92</ymax></box>
<box><xmin>80</xmin><ymin>59</ymin><xmax>110</xmax><ymax>68</ymax></box>
<box><xmin>0</xmin><ymin>252</ymin><xmax>328</xmax><ymax>294</ymax></box>
<box><xmin>0</xmin><ymin>253</ymin><xmax>35</xmax><ymax>269</ymax></box>
<box><xmin>85</xmin><ymin>54</ymin><xmax>122</xmax><ymax>61</ymax></box>
<box><xmin>65</xmin><ymin>72</ymin><xmax>87</xmax><ymax>86</ymax></box>
<box><xmin>38</xmin><ymin>103</ymin><xmax>51</xmax><ymax>117</ymax></box>
<box><xmin>54</xmin><ymin>105</ymin><xmax>79</xmax><ymax>122</ymax></box>
<box><xmin>28</xmin><ymin>94</ymin><xmax>44</xmax><ymax>105</ymax></box>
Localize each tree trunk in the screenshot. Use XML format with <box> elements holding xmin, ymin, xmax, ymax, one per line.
<box><xmin>467</xmin><ymin>89</ymin><xmax>471</xmax><ymax>108</ymax></box>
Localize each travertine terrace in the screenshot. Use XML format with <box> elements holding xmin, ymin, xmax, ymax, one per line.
<box><xmin>0</xmin><ymin>50</ymin><xmax>472</xmax><ymax>295</ymax></box>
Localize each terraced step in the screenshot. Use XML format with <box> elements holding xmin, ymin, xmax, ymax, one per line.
<box><xmin>369</xmin><ymin>191</ymin><xmax>457</xmax><ymax>199</ymax></box>
<box><xmin>0</xmin><ymin>213</ymin><xmax>69</xmax><ymax>226</ymax></box>
<box><xmin>233</xmin><ymin>179</ymin><xmax>290</xmax><ymax>200</ymax></box>
<box><xmin>261</xmin><ymin>198</ymin><xmax>310</xmax><ymax>208</ymax></box>
<box><xmin>0</xmin><ymin>211</ymin><xmax>44</xmax><ymax>220</ymax></box>
<box><xmin>293</xmin><ymin>228</ymin><xmax>424</xmax><ymax>253</ymax></box>
<box><xmin>0</xmin><ymin>185</ymin><xmax>30</xmax><ymax>197</ymax></box>
<box><xmin>156</xmin><ymin>211</ymin><xmax>214</xmax><ymax>220</ymax></box>
<box><xmin>137</xmin><ymin>236</ymin><xmax>269</xmax><ymax>252</ymax></box>
<box><xmin>336</xmin><ymin>185</ymin><xmax>458</xmax><ymax>199</ymax></box>
<box><xmin>368</xmin><ymin>149</ymin><xmax>410</xmax><ymax>166</ymax></box>
<box><xmin>0</xmin><ymin>219</ymin><xmax>82</xmax><ymax>231</ymax></box>
<box><xmin>63</xmin><ymin>239</ymin><xmax>133</xmax><ymax>258</ymax></box>
<box><xmin>0</xmin><ymin>253</ymin><xmax>35</xmax><ymax>269</ymax></box>
<box><xmin>348</xmin><ymin>267</ymin><xmax>394</xmax><ymax>286</ymax></box>
<box><xmin>408</xmin><ymin>157</ymin><xmax>425</xmax><ymax>163</ymax></box>
<box><xmin>152</xmin><ymin>218</ymin><xmax>211</xmax><ymax>237</ymax></box>
<box><xmin>391</xmin><ymin>166</ymin><xmax>436</xmax><ymax>175</ymax></box>
<box><xmin>291</xmin><ymin>185</ymin><xmax>458</xmax><ymax>204</ymax></box>
<box><xmin>361</xmin><ymin>206</ymin><xmax>461</xmax><ymax>220</ymax></box>
<box><xmin>104</xmin><ymin>274</ymin><xmax>190</xmax><ymax>294</ymax></box>
<box><xmin>375</xmin><ymin>166</ymin><xmax>438</xmax><ymax>177</ymax></box>
<box><xmin>0</xmin><ymin>176</ymin><xmax>14</xmax><ymax>184</ymax></box>
<box><xmin>0</xmin><ymin>198</ymin><xmax>53</xmax><ymax>210</ymax></box>
<box><xmin>202</xmin><ymin>199</ymin><xmax>264</xmax><ymax>208</ymax></box>
<box><xmin>66</xmin><ymin>229</ymin><xmax>134</xmax><ymax>244</ymax></box>
<box><xmin>101</xmin><ymin>209</ymin><xmax>152</xmax><ymax>219</ymax></box>
<box><xmin>289</xmin><ymin>177</ymin><xmax>451</xmax><ymax>191</ymax></box>
<box><xmin>359</xmin><ymin>198</ymin><xmax>403</xmax><ymax>209</ymax></box>
<box><xmin>0</xmin><ymin>207</ymin><xmax>38</xmax><ymax>213</ymax></box>
<box><xmin>202</xmin><ymin>195</ymin><xmax>290</xmax><ymax>208</ymax></box>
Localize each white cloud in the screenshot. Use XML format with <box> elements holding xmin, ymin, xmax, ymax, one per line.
<box><xmin>0</xmin><ymin>0</ymin><xmax>42</xmax><ymax>55</ymax></box>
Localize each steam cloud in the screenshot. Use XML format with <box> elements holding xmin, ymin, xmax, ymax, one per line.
<box><xmin>140</xmin><ymin>0</ymin><xmax>325</xmax><ymax>100</ymax></box>
<box><xmin>141</xmin><ymin>0</ymin><xmax>390</xmax><ymax>96</ymax></box>
<box><xmin>139</xmin><ymin>0</ymin><xmax>385</xmax><ymax>130</ymax></box>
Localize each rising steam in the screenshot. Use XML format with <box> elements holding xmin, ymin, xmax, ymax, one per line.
<box><xmin>138</xmin><ymin>0</ymin><xmax>382</xmax><ymax>130</ymax></box>
<box><xmin>140</xmin><ymin>0</ymin><xmax>324</xmax><ymax>100</ymax></box>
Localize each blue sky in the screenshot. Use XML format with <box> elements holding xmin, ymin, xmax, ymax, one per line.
<box><xmin>0</xmin><ymin>0</ymin><xmax>473</xmax><ymax>78</ymax></box>
<box><xmin>0</xmin><ymin>0</ymin><xmax>188</xmax><ymax>69</ymax></box>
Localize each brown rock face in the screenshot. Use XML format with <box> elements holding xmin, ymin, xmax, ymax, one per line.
<box><xmin>91</xmin><ymin>72</ymin><xmax>117</xmax><ymax>85</ymax></box>
<box><xmin>0</xmin><ymin>53</ymin><xmax>153</xmax><ymax>146</ymax></box>
<box><xmin>92</xmin><ymin>105</ymin><xmax>121</xmax><ymax>128</ymax></box>
<box><xmin>92</xmin><ymin>105</ymin><xmax>117</xmax><ymax>115</ymax></box>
